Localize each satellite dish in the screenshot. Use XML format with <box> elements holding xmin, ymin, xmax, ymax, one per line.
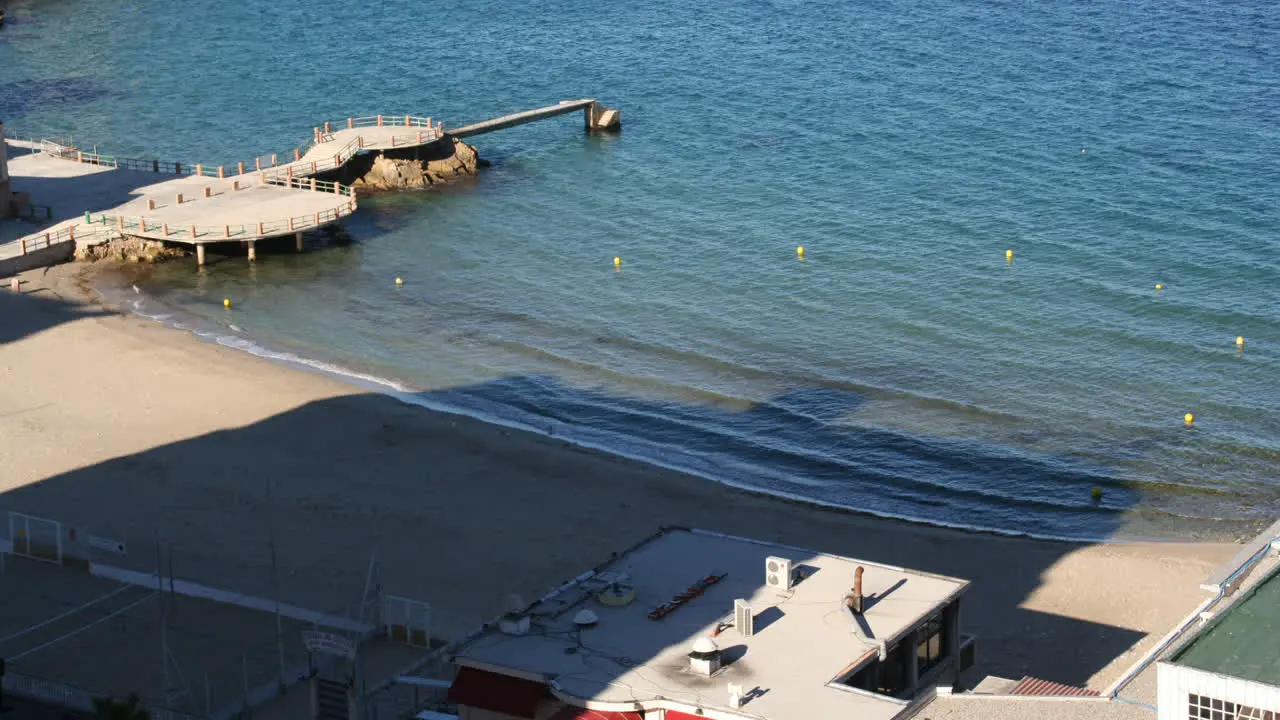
<box><xmin>573</xmin><ymin>609</ymin><xmax>599</xmax><ymax>627</ymax></box>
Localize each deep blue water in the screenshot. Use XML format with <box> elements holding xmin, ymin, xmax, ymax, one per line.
<box><xmin>3</xmin><ymin>0</ymin><xmax>1277</xmax><ymax>540</ymax></box>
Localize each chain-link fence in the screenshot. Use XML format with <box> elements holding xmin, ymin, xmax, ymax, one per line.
<box><xmin>0</xmin><ymin>509</ymin><xmax>391</xmax><ymax>720</ymax></box>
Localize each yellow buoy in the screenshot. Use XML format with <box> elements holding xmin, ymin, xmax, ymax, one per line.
<box><xmin>1155</xmin><ymin>283</ymin><xmax>1163</xmax><ymax>290</ymax></box>
<box><xmin>796</xmin><ymin>245</ymin><xmax>805</xmax><ymax>257</ymax></box>
<box><xmin>223</xmin><ymin>298</ymin><xmax>231</xmax><ymax>309</ymax></box>
<box><xmin>1236</xmin><ymin>336</ymin><xmax>1245</xmax><ymax>347</ymax></box>
<box><xmin>613</xmin><ymin>257</ymin><xmax>622</xmax><ymax>268</ymax></box>
<box><xmin>395</xmin><ymin>277</ymin><xmax>404</xmax><ymax>286</ymax></box>
<box><xmin>1184</xmin><ymin>412</ymin><xmax>1195</xmax><ymax>426</ymax></box>
<box><xmin>1005</xmin><ymin>249</ymin><xmax>1014</xmax><ymax>261</ymax></box>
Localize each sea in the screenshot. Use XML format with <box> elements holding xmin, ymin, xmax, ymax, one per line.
<box><xmin>2</xmin><ymin>0</ymin><xmax>1276</xmax><ymax>542</ymax></box>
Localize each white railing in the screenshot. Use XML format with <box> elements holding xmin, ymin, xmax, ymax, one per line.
<box><xmin>347</xmin><ymin>114</ymin><xmax>437</xmax><ymax>129</ymax></box>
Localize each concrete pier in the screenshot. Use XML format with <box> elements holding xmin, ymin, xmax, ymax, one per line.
<box><xmin>2</xmin><ymin>100</ymin><xmax>621</xmax><ymax>274</ymax></box>
<box><xmin>448</xmin><ymin>99</ymin><xmax>621</xmax><ymax>138</ymax></box>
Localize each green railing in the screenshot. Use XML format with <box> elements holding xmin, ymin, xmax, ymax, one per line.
<box><xmin>9</xmin><ymin>202</ymin><xmax>54</xmax><ymax>222</ymax></box>
<box><xmin>49</xmin><ymin>147</ymin><xmax>209</xmax><ymax>177</ymax></box>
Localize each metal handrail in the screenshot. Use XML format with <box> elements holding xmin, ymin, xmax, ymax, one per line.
<box><xmin>88</xmin><ymin>195</ymin><xmax>358</xmax><ymax>242</ymax></box>
<box><xmin>261</xmin><ymin>135</ymin><xmax>363</xmax><ymax>182</ymax></box>
<box><xmin>348</xmin><ymin>115</ymin><xmax>436</xmax><ymax>128</ymax></box>
<box><xmin>20</xmin><ymin>114</ymin><xmax>444</xmax><ymax>181</ymax></box>
<box><xmin>262</xmin><ymin>174</ymin><xmax>356</xmax><ymax>197</ymax></box>
<box><xmin>9</xmin><ymin>221</ymin><xmax>119</xmax><ymax>256</ymax></box>
<box><xmin>8</xmin><ymin>203</ymin><xmax>54</xmax><ymax>222</ymax></box>
<box><xmin>14</xmin><ymin>225</ymin><xmax>73</xmax><ymax>253</ymax></box>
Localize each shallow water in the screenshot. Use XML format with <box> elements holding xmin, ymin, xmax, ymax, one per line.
<box><xmin>5</xmin><ymin>0</ymin><xmax>1278</xmax><ymax>541</ymax></box>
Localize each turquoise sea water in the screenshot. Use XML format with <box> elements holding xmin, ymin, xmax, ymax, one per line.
<box><xmin>2</xmin><ymin>0</ymin><xmax>1277</xmax><ymax>541</ymax></box>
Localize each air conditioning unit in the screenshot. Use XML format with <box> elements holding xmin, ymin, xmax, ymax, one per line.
<box><xmin>765</xmin><ymin>556</ymin><xmax>792</xmax><ymax>592</ymax></box>
<box><xmin>734</xmin><ymin>599</ymin><xmax>754</xmax><ymax>638</ymax></box>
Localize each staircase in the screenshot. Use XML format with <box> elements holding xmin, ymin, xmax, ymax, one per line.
<box><xmin>1009</xmin><ymin>676</ymin><xmax>1100</xmax><ymax>697</ymax></box>
<box><xmin>315</xmin><ymin>678</ymin><xmax>350</xmax><ymax>720</ymax></box>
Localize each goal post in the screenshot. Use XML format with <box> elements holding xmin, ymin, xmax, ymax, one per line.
<box><xmin>383</xmin><ymin>595</ymin><xmax>431</xmax><ymax>648</ymax></box>
<box><xmin>7</xmin><ymin>512</ymin><xmax>63</xmax><ymax>565</ymax></box>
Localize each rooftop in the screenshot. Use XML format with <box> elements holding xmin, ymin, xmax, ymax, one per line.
<box><xmin>1169</xmin><ymin>562</ymin><xmax>1280</xmax><ymax>687</ymax></box>
<box><xmin>454</xmin><ymin>527</ymin><xmax>969</xmax><ymax>720</ymax></box>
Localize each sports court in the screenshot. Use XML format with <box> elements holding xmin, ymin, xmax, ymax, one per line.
<box><xmin>0</xmin><ymin>511</ymin><xmax>438</xmax><ymax>719</ymax></box>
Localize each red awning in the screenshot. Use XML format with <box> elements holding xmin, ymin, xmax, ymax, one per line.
<box><xmin>446</xmin><ymin>666</ymin><xmax>547</xmax><ymax>718</ymax></box>
<box><xmin>548</xmin><ymin>706</ymin><xmax>644</xmax><ymax>720</ymax></box>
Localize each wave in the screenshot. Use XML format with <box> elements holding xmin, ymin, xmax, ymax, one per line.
<box><xmin>93</xmin><ymin>281</ymin><xmax>1165</xmax><ymax>544</ymax></box>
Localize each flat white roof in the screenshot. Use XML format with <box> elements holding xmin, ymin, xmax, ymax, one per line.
<box><xmin>454</xmin><ymin>527</ymin><xmax>969</xmax><ymax>720</ymax></box>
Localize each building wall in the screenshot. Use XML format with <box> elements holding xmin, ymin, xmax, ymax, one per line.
<box><xmin>0</xmin><ymin>238</ymin><xmax>75</xmax><ymax>278</ymax></box>
<box><xmin>458</xmin><ymin>699</ymin><xmax>564</xmax><ymax>720</ymax></box>
<box><xmin>1157</xmin><ymin>662</ymin><xmax>1280</xmax><ymax>720</ymax></box>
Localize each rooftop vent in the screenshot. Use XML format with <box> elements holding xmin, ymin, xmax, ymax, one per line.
<box><xmin>848</xmin><ymin>566</ymin><xmax>865</xmax><ymax>614</ymax></box>
<box><xmin>728</xmin><ymin>683</ymin><xmax>744</xmax><ymax>709</ymax></box>
<box><xmin>499</xmin><ymin>613</ymin><xmax>530</xmax><ymax>636</ymax></box>
<box><xmin>573</xmin><ymin>609</ymin><xmax>599</xmax><ymax>628</ymax></box>
<box><xmin>598</xmin><ymin>582</ymin><xmax>636</xmax><ymax>607</ymax></box>
<box><xmin>766</xmin><ymin>556</ymin><xmax>793</xmax><ymax>592</ymax></box>
<box><xmin>734</xmin><ymin>599</ymin><xmax>754</xmax><ymax>637</ymax></box>
<box><xmin>689</xmin><ymin>636</ymin><xmax>722</xmax><ymax>676</ymax></box>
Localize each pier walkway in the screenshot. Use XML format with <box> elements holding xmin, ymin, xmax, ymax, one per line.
<box><xmin>1</xmin><ymin>101</ymin><xmax>619</xmax><ymax>273</ymax></box>
<box><xmin>2</xmin><ymin>116</ymin><xmax>445</xmax><ymax>267</ymax></box>
<box><xmin>448</xmin><ymin>98</ymin><xmax>619</xmax><ymax>138</ymax></box>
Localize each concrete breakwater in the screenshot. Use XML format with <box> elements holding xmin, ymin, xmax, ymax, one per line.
<box><xmin>337</xmin><ymin>136</ymin><xmax>489</xmax><ymax>193</ymax></box>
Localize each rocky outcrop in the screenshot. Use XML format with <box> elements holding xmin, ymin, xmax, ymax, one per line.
<box><xmin>350</xmin><ymin>137</ymin><xmax>487</xmax><ymax>193</ymax></box>
<box><xmin>76</xmin><ymin>235</ymin><xmax>187</xmax><ymax>263</ymax></box>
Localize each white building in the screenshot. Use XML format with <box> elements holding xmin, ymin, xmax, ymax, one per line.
<box><xmin>447</xmin><ymin>527</ymin><xmax>974</xmax><ymax>720</ymax></box>
<box><xmin>1157</xmin><ymin>562</ymin><xmax>1280</xmax><ymax>720</ymax></box>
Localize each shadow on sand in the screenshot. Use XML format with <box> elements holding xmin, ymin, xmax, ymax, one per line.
<box><xmin>0</xmin><ymin>300</ymin><xmax>1147</xmax><ymax>709</ymax></box>
<box><xmin>0</xmin><ymin>276</ymin><xmax>112</xmax><ymax>344</ymax></box>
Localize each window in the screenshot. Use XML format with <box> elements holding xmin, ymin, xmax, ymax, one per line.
<box><xmin>916</xmin><ymin>613</ymin><xmax>946</xmax><ymax>677</ymax></box>
<box><xmin>1188</xmin><ymin>693</ymin><xmax>1277</xmax><ymax>720</ymax></box>
<box><xmin>844</xmin><ymin>642</ymin><xmax>912</xmax><ymax>698</ymax></box>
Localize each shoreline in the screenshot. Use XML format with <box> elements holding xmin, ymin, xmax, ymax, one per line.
<box><xmin>90</xmin><ymin>263</ymin><xmax>1251</xmax><ymax>547</ymax></box>
<box><xmin>0</xmin><ymin>261</ymin><xmax>1244</xmax><ymax>689</ymax></box>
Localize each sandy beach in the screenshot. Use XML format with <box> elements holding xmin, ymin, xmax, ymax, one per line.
<box><xmin>0</xmin><ymin>262</ymin><xmax>1241</xmax><ymax>691</ymax></box>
